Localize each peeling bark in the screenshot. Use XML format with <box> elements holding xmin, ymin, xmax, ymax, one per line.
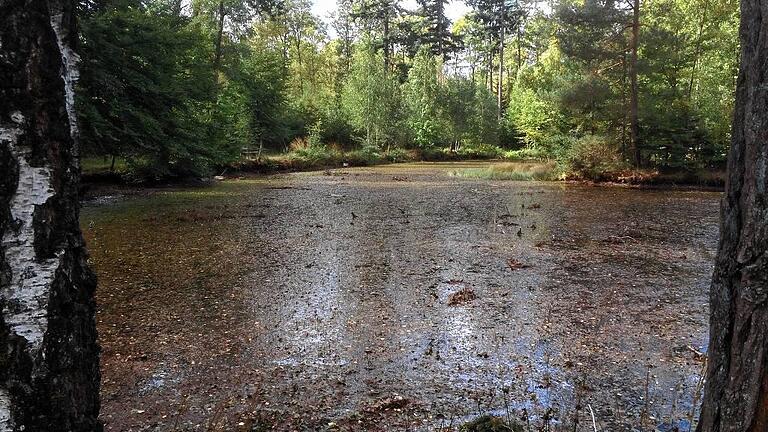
<box><xmin>0</xmin><ymin>0</ymin><xmax>100</xmax><ymax>431</ymax></box>
<box><xmin>697</xmin><ymin>0</ymin><xmax>768</xmax><ymax>430</ymax></box>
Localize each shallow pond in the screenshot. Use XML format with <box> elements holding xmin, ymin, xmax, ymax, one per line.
<box><xmin>82</xmin><ymin>162</ymin><xmax>720</xmax><ymax>431</ymax></box>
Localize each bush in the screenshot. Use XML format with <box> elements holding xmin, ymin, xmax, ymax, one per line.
<box><xmin>457</xmin><ymin>144</ymin><xmax>505</xmax><ymax>159</ymax></box>
<box><xmin>384</xmin><ymin>148</ymin><xmax>411</xmax><ymax>163</ymax></box>
<box><xmin>286</xmin><ymin>146</ymin><xmax>342</xmax><ymax>169</ymax></box>
<box><xmin>288</xmin><ymin>136</ymin><xmax>310</xmax><ymax>151</ymax></box>
<box><xmin>416</xmin><ymin>147</ymin><xmax>452</xmax><ymax>161</ymax></box>
<box><xmin>345</xmin><ymin>146</ymin><xmax>383</xmax><ymax>166</ymax></box>
<box><xmin>565</xmin><ymin>134</ymin><xmax>624</xmax><ymax>180</ymax></box>
<box><xmin>503</xmin><ymin>147</ymin><xmax>549</xmax><ymax>161</ymax></box>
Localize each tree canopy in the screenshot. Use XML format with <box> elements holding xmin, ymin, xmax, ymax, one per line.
<box><xmin>75</xmin><ymin>0</ymin><xmax>739</xmax><ymax>177</ymax></box>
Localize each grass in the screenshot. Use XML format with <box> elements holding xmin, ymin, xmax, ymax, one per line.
<box><xmin>451</xmin><ymin>162</ymin><xmax>559</xmax><ymax>181</ymax></box>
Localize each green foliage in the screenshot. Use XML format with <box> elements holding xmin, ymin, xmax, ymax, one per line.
<box><xmin>345</xmin><ymin>146</ymin><xmax>384</xmax><ymax>165</ymax></box>
<box><xmin>78</xmin><ymin>4</ymin><xmax>217</xmax><ymax>177</ymax></box>
<box><xmin>566</xmin><ymin>134</ymin><xmax>625</xmax><ymax>180</ymax></box>
<box><xmin>416</xmin><ymin>0</ymin><xmax>462</xmax><ymax>58</ymax></box>
<box><xmin>75</xmin><ymin>0</ymin><xmax>738</xmax><ymax>180</ymax></box>
<box><xmin>504</xmin><ymin>147</ymin><xmax>549</xmax><ymax>160</ymax></box>
<box><xmin>215</xmin><ymin>46</ymin><xmax>289</xmax><ymax>155</ymax></box>
<box><xmin>383</xmin><ymin>147</ymin><xmax>410</xmax><ymax>162</ymax></box>
<box><xmin>342</xmin><ymin>42</ymin><xmax>404</xmax><ymax>149</ymax></box>
<box><xmin>404</xmin><ymin>48</ymin><xmax>447</xmax><ymax>148</ymax></box>
<box><xmin>287</xmin><ymin>146</ymin><xmax>342</xmax><ymax>168</ymax></box>
<box><xmin>442</xmin><ymin>78</ymin><xmax>500</xmax><ymax>147</ymax></box>
<box><xmin>505</xmin><ymin>40</ymin><xmax>569</xmax><ymax>154</ymax></box>
<box><xmin>456</xmin><ymin>144</ymin><xmax>505</xmax><ymax>159</ymax></box>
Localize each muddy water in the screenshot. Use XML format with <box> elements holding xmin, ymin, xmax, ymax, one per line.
<box><xmin>82</xmin><ymin>162</ymin><xmax>720</xmax><ymax>431</ymax></box>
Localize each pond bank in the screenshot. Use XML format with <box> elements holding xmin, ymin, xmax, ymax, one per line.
<box><xmin>81</xmin><ymin>157</ymin><xmax>725</xmax><ymax>201</ymax></box>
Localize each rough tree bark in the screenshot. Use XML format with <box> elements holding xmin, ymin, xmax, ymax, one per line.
<box><xmin>0</xmin><ymin>0</ymin><xmax>100</xmax><ymax>431</ymax></box>
<box><xmin>697</xmin><ymin>0</ymin><xmax>768</xmax><ymax>429</ymax></box>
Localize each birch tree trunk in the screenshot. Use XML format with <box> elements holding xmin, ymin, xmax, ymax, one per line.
<box><xmin>697</xmin><ymin>0</ymin><xmax>768</xmax><ymax>429</ymax></box>
<box><xmin>0</xmin><ymin>0</ymin><xmax>100</xmax><ymax>430</ymax></box>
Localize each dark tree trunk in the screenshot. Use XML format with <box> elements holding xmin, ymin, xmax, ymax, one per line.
<box><xmin>294</xmin><ymin>29</ymin><xmax>303</xmax><ymax>92</ymax></box>
<box><xmin>697</xmin><ymin>0</ymin><xmax>768</xmax><ymax>430</ymax></box>
<box><xmin>628</xmin><ymin>0</ymin><xmax>641</xmax><ymax>167</ymax></box>
<box><xmin>383</xmin><ymin>13</ymin><xmax>390</xmax><ymax>72</ymax></box>
<box><xmin>213</xmin><ymin>0</ymin><xmax>226</xmax><ymax>76</ymax></box>
<box><xmin>488</xmin><ymin>38</ymin><xmax>493</xmax><ymax>93</ymax></box>
<box><xmin>497</xmin><ymin>13</ymin><xmax>504</xmax><ymax>121</ymax></box>
<box><xmin>0</xmin><ymin>0</ymin><xmax>100</xmax><ymax>431</ymax></box>
<box><xmin>687</xmin><ymin>6</ymin><xmax>708</xmax><ymax>100</ymax></box>
<box><xmin>516</xmin><ymin>25</ymin><xmax>522</xmax><ymax>76</ymax></box>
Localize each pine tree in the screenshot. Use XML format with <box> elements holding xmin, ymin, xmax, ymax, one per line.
<box><xmin>416</xmin><ymin>0</ymin><xmax>461</xmax><ymax>59</ymax></box>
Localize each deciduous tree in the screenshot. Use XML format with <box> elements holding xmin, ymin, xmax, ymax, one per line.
<box><xmin>0</xmin><ymin>0</ymin><xmax>100</xmax><ymax>430</ymax></box>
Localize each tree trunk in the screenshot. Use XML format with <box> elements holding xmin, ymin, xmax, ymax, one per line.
<box><xmin>436</xmin><ymin>0</ymin><xmax>444</xmax><ymax>59</ymax></box>
<box><xmin>628</xmin><ymin>0</ymin><xmax>641</xmax><ymax>167</ymax></box>
<box><xmin>383</xmin><ymin>13</ymin><xmax>390</xmax><ymax>72</ymax></box>
<box><xmin>688</xmin><ymin>1</ymin><xmax>710</xmax><ymax>100</ymax></box>
<box><xmin>621</xmin><ymin>50</ymin><xmax>629</xmax><ymax>159</ymax></box>
<box><xmin>0</xmin><ymin>0</ymin><xmax>100</xmax><ymax>431</ymax></box>
<box><xmin>295</xmin><ymin>29</ymin><xmax>303</xmax><ymax>93</ymax></box>
<box><xmin>497</xmin><ymin>19</ymin><xmax>504</xmax><ymax>121</ymax></box>
<box><xmin>213</xmin><ymin>0</ymin><xmax>225</xmax><ymax>76</ymax></box>
<box><xmin>697</xmin><ymin>0</ymin><xmax>768</xmax><ymax>430</ymax></box>
<box><xmin>516</xmin><ymin>25</ymin><xmax>522</xmax><ymax>75</ymax></box>
<box><xmin>488</xmin><ymin>38</ymin><xmax>494</xmax><ymax>93</ymax></box>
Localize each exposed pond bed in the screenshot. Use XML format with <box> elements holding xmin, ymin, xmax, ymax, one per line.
<box><xmin>82</xmin><ymin>162</ymin><xmax>720</xmax><ymax>431</ymax></box>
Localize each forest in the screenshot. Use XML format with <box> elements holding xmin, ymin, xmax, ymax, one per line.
<box><xmin>2</xmin><ymin>0</ymin><xmax>766</xmax><ymax>431</ymax></box>
<box><xmin>77</xmin><ymin>0</ymin><xmax>738</xmax><ymax>181</ymax></box>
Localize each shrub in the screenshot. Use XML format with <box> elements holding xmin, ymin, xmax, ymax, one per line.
<box><xmin>307</xmin><ymin>119</ymin><xmax>324</xmax><ymax>148</ymax></box>
<box><xmin>289</xmin><ymin>136</ymin><xmax>311</xmax><ymax>151</ymax></box>
<box><xmin>417</xmin><ymin>147</ymin><xmax>452</xmax><ymax>161</ymax></box>
<box><xmin>287</xmin><ymin>146</ymin><xmax>342</xmax><ymax>169</ymax></box>
<box><xmin>565</xmin><ymin>134</ymin><xmax>624</xmax><ymax>180</ymax></box>
<box><xmin>503</xmin><ymin>147</ymin><xmax>549</xmax><ymax>161</ymax></box>
<box><xmin>384</xmin><ymin>148</ymin><xmax>411</xmax><ymax>163</ymax></box>
<box><xmin>345</xmin><ymin>146</ymin><xmax>383</xmax><ymax>166</ymax></box>
<box><xmin>457</xmin><ymin>144</ymin><xmax>505</xmax><ymax>159</ymax></box>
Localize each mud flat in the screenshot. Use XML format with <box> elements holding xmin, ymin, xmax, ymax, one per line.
<box><xmin>82</xmin><ymin>162</ymin><xmax>719</xmax><ymax>431</ymax></box>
